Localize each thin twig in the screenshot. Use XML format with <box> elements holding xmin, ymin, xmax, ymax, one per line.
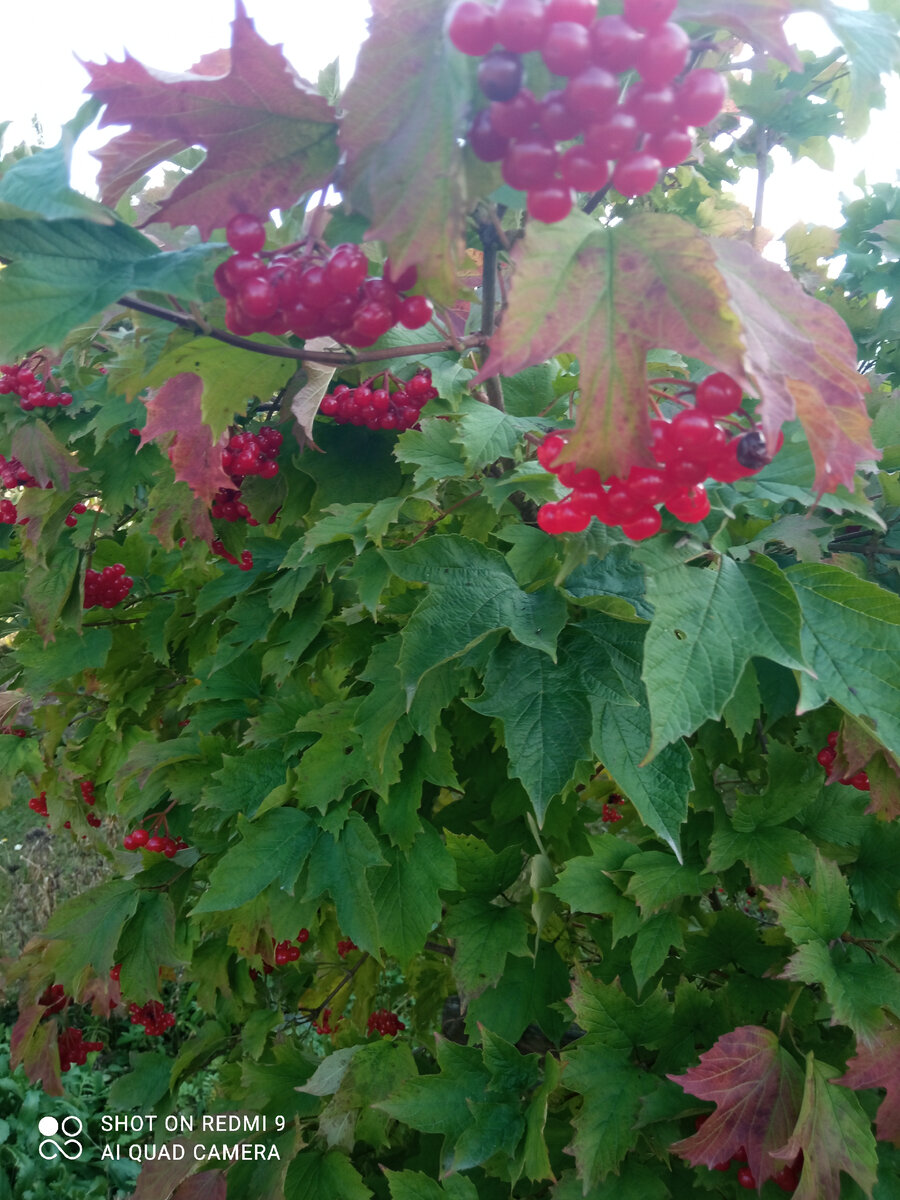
<box><xmin>117</xmin><ymin>295</ymin><xmax>486</xmax><ymax>366</ymax></box>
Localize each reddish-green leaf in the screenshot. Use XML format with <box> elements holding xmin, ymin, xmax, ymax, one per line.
<box><xmin>339</xmin><ymin>0</ymin><xmax>469</xmax><ymax>304</ymax></box>
<box><xmin>474</xmin><ymin>212</ymin><xmax>748</xmax><ymax>482</ymax></box>
<box><xmin>713</xmin><ymin>238</ymin><xmax>874</xmax><ymax>495</ymax></box>
<box><xmin>141</xmin><ymin>374</ymin><xmax>232</xmax><ymax>507</ymax></box>
<box><xmin>669</xmin><ymin>1025</ymin><xmax>803</xmax><ymax>1189</ymax></box>
<box><xmin>85</xmin><ymin>2</ymin><xmax>338</xmax><ymax>235</ymax></box>
<box><xmin>834</xmin><ymin>1024</ymin><xmax>900</xmax><ymax>1146</ymax></box>
<box><xmin>771</xmin><ymin>1053</ymin><xmax>878</xmax><ymax>1200</ymax></box>
<box><xmin>675</xmin><ymin>0</ymin><xmax>802</xmax><ymax>69</ymax></box>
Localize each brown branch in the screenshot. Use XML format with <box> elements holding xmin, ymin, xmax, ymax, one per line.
<box><xmin>116</xmin><ymin>295</ymin><xmax>486</xmax><ymax>366</ymax></box>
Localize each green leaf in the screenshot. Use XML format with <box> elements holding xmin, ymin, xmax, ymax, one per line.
<box><xmin>192</xmin><ymin>809</ymin><xmax>317</xmax><ymax>914</ymax></box>
<box><xmin>622</xmin><ymin>851</ymin><xmax>714</xmax><ymax>914</ymax></box>
<box><xmin>107</xmin><ymin>1052</ymin><xmax>172</xmax><ymax>1111</ymax></box>
<box><xmin>285</xmin><ymin>1150</ymin><xmax>373</xmax><ymax>1200</ymax></box>
<box><xmin>642</xmin><ymin>554</ymin><xmax>807</xmax><ymax>756</ymax></box>
<box><xmin>443</xmin><ymin>896</ymin><xmax>531</xmax><ymax>999</ymax></box>
<box><xmin>781</xmin><ymin>942</ymin><xmax>900</xmax><ymax>1044</ymax></box>
<box><xmin>465</xmin><ymin>942</ymin><xmax>571</xmax><ymax>1044</ymax></box>
<box><xmin>560</xmin><ymin>1043</ymin><xmax>645</xmax><ymax>1186</ymax></box>
<box><xmin>674</xmin><ymin>0</ymin><xmax>801</xmax><ymax>68</ymax></box>
<box><xmin>631</xmin><ymin>912</ymin><xmax>684</xmax><ymax>995</ymax></box>
<box><xmin>550</xmin><ymin>839</ymin><xmax>623</xmax><ymax>916</ymax></box>
<box><xmin>806</xmin><ymin>0</ymin><xmax>900</xmax><ymax>135</ymax></box>
<box><xmin>466</xmin><ymin>638</ymin><xmax>593</xmax><ymax>825</ymax></box>
<box><xmin>380</xmin><ymin>535</ymin><xmax>567</xmax><ymax>696</ymax></box>
<box><xmin>787</xmin><ymin>563</ymin><xmax>900</xmax><ymax>757</ymax></box>
<box><xmin>772</xmin><ymin>1053</ymin><xmax>879</xmax><ymax>1200</ymax></box>
<box><xmin>376</xmin><ymin>1037</ymin><xmax>491</xmax><ymax>1145</ymax></box>
<box><xmin>761</xmin><ymin>852</ymin><xmax>852</xmax><ymax>944</ymax></box>
<box><xmin>444</xmin><ymin>832</ymin><xmax>524</xmax><ymax>898</ymax></box>
<box><xmin>14</xmin><ymin>627</ymin><xmax>112</xmax><ymax>696</ymax></box>
<box><xmin>591</xmin><ymin>702</ymin><xmax>693</xmax><ymax>860</ymax></box>
<box><xmin>0</xmin><ymin>218</ymin><xmax>220</xmax><ymax>358</ymax></box>
<box><xmin>707</xmin><ymin>823</ymin><xmax>816</xmax><ymax>886</ymax></box>
<box><xmin>849</xmin><ymin>824</ymin><xmax>900</xmax><ymax>923</ymax></box>
<box><xmin>44</xmin><ymin>879</ymin><xmax>139</xmax><ymax>982</ymax></box>
<box><xmin>372</xmin><ymin>827</ymin><xmax>457</xmax><ymax>965</ymax></box>
<box><xmin>303</xmin><ymin>812</ymin><xmax>388</xmax><ymax>957</ymax></box>
<box><xmin>339</xmin><ymin>0</ymin><xmax>468</xmax><ymax>304</ymax></box>
<box><xmin>393</xmin><ymin>418</ymin><xmax>468</xmax><ymax>488</ymax></box>
<box><xmin>568</xmin><ymin>973</ymin><xmax>672</xmax><ymax>1051</ymax></box>
<box><xmin>453</xmin><ymin>402</ymin><xmax>547</xmax><ymax>474</ymax></box>
<box><xmin>135</xmin><ymin>335</ymin><xmax>296</xmax><ymax>442</ymax></box>
<box><xmin>117</xmin><ymin>893</ymin><xmax>181</xmax><ymax>1000</ymax></box>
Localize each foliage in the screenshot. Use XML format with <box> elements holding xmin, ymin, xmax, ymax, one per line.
<box><xmin>0</xmin><ymin>1</ymin><xmax>899</xmax><ymax>1199</ymax></box>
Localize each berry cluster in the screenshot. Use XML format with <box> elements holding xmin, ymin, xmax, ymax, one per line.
<box><xmin>58</xmin><ymin>1027</ymin><xmax>104</xmax><ymax>1072</ymax></box>
<box><xmin>211</xmin><ymin>489</ymin><xmax>257</xmax><ymax>524</ymax></box>
<box><xmin>76</xmin><ymin>779</ymin><xmax>103</xmax><ymax>829</ymax></box>
<box><xmin>1</xmin><ymin>725</ymin><xmax>29</xmax><ymax>737</ymax></box>
<box><xmin>337</xmin><ymin>937</ymin><xmax>358</xmax><ymax>958</ymax></box>
<box><xmin>221</xmin><ymin>427</ymin><xmax>282</xmax><ymax>481</ymax></box>
<box><xmin>367</xmin><ymin>1008</ymin><xmax>406</xmax><ymax>1036</ymax></box>
<box><xmin>314</xmin><ymin>1008</ymin><xmax>341</xmax><ymax>1035</ymax></box>
<box><xmin>110</xmin><ymin>964</ymin><xmax>122</xmax><ymax>982</ymax></box>
<box><xmin>535</xmin><ymin>373</ymin><xmax>780</xmax><ymax>539</ymax></box>
<box><xmin>0</xmin><ymin>498</ymin><xmax>17</xmax><ymax>524</ymax></box>
<box><xmin>215</xmin><ymin>213</ymin><xmax>434</xmax><ymax>346</ymax></box>
<box><xmin>319</xmin><ymin>369</ymin><xmax>438</xmax><ymax>431</ymax></box>
<box><xmin>249</xmin><ymin>930</ymin><xmax>310</xmax><ymax>978</ymax></box>
<box><xmin>129</xmin><ymin>1000</ymin><xmax>176</xmax><ymax>1036</ymax></box>
<box><xmin>601</xmin><ymin>793</ymin><xmax>625</xmax><ymax>822</ymax></box>
<box><xmin>29</xmin><ymin>791</ymin><xmax>48</xmax><ymax>817</ymax></box>
<box><xmin>39</xmin><ymin>984</ymin><xmax>70</xmax><ymax>1016</ymax></box>
<box><xmin>64</xmin><ymin>502</ymin><xmax>88</xmax><ymax>528</ymax></box>
<box><xmin>448</xmin><ymin>0</ymin><xmax>727</xmax><ymax>221</ymax></box>
<box><xmin>0</xmin><ymin>453</ymin><xmax>38</xmax><ymax>489</ymax></box>
<box><xmin>816</xmin><ymin>731</ymin><xmax>870</xmax><ymax>791</ymax></box>
<box><xmin>211</xmin><ymin>539</ymin><xmax>254</xmax><ymax>571</ymax></box>
<box><xmin>0</xmin><ymin>361</ymin><xmax>73</xmax><ymax>410</ymax></box>
<box><xmin>84</xmin><ymin>564</ymin><xmax>134</xmax><ymax>610</ymax></box>
<box><xmin>122</xmin><ymin>826</ymin><xmax>188</xmax><ymax>855</ymax></box>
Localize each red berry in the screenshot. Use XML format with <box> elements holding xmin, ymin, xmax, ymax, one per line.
<box><xmin>145</xmin><ymin>835</ymin><xmax>166</xmax><ymax>853</ymax></box>
<box><xmin>665</xmin><ymin>484</ymin><xmax>710</xmax><ymax>524</ymax></box>
<box><xmin>528</xmin><ymin>184</ymin><xmax>574</xmax><ymax>223</ymax></box>
<box><xmin>583</xmin><ymin>110</ymin><xmax>639</xmax><ymax>160</ymax></box>
<box><xmin>621</xmin><ymin>508</ymin><xmax>662</xmax><ymax>541</ymax></box>
<box><xmin>623</xmin><ymin>0</ymin><xmax>677</xmax><ymax>31</ymax></box>
<box><xmin>238</xmin><ymin>275</ymin><xmax>279</xmax><ymax>321</ymax></box>
<box><xmin>736</xmin><ymin>1166</ymin><xmax>756</xmax><ymax>1190</ymax></box>
<box><xmin>131</xmin><ymin>828</ymin><xmax>150</xmax><ymax>847</ymax></box>
<box><xmin>696</xmin><ymin>374</ymin><xmax>743</xmax><ymax>416</ymax></box>
<box><xmin>848</xmin><ymin>772</ymin><xmax>870</xmax><ymax>791</ymax></box>
<box><xmin>494</xmin><ymin>0</ymin><xmax>549</xmax><ymax>53</ymax></box>
<box><xmin>561</xmin><ymin>148</ymin><xmax>610</xmax><ymax>191</ymax></box>
<box><xmin>502</xmin><ymin>139</ymin><xmax>559</xmax><ymax>190</ymax></box>
<box><xmin>645</xmin><ymin>126</ymin><xmax>693</xmax><ymax>169</ymax></box>
<box><xmin>399</xmin><ymin>295</ymin><xmax>434</xmax><ymax>329</ymax></box>
<box><xmin>773</xmin><ymin>1163</ymin><xmax>799</xmax><ymax>1192</ymax></box>
<box><xmin>225</xmin><ymin>213</ymin><xmax>266</xmax><ymax>254</ymax></box>
<box><xmin>546</xmin><ymin>0</ymin><xmax>596</xmax><ymax>25</ymax></box>
<box><xmin>565</xmin><ymin>65</ymin><xmax>618</xmax><ymax>120</ymax></box>
<box><xmin>670</xmin><ymin>408</ymin><xmax>717</xmax><ymax>454</ymax></box>
<box><xmin>490</xmin><ymin>88</ymin><xmax>540</xmax><ymax>138</ymax></box>
<box><xmin>589</xmin><ymin>15</ymin><xmax>644</xmax><ymax>72</ymax></box>
<box><xmin>537</xmin><ymin>433</ymin><xmax>567</xmax><ymax>471</ymax></box>
<box><xmin>541</xmin><ymin>20</ymin><xmax>592</xmax><ymax>76</ymax></box>
<box><xmin>384</xmin><ymin>260</ymin><xmax>419</xmax><ymax>293</ymax></box>
<box><xmin>826</xmin><ymin>730</ymin><xmax>839</xmax><ymax>748</ymax></box>
<box><xmin>613</xmin><ymin>152</ymin><xmax>662</xmax><ymax>197</ymax></box>
<box><xmin>634</xmin><ymin>22</ymin><xmax>689</xmax><ymax>85</ymax></box>
<box><xmin>624</xmin><ymin>82</ymin><xmax>677</xmax><ymax>134</ymax></box>
<box><xmin>676</xmin><ymin>68</ymin><xmax>728</xmax><ymax>127</ymax></box>
<box><xmin>325</xmin><ymin>244</ymin><xmax>368</xmax><ymax>294</ymax></box>
<box><xmin>538</xmin><ymin>89</ymin><xmax>584</xmax><ymax>140</ymax></box>
<box><xmin>446</xmin><ymin>1</ymin><xmax>497</xmax><ymax>55</ymax></box>
<box><xmin>468</xmin><ymin>109</ymin><xmax>511</xmax><ymax>161</ymax></box>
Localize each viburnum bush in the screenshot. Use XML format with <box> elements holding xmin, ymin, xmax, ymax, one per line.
<box><xmin>0</xmin><ymin>1</ymin><xmax>899</xmax><ymax>1198</ymax></box>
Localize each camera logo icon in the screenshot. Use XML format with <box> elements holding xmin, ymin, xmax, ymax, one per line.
<box><xmin>38</xmin><ymin>1115</ymin><xmax>84</xmax><ymax>1160</ymax></box>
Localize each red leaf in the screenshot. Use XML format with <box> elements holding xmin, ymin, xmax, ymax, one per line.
<box><xmin>835</xmin><ymin>1023</ymin><xmax>900</xmax><ymax>1146</ymax></box>
<box><xmin>172</xmin><ymin>1171</ymin><xmax>228</xmax><ymax>1200</ymax></box>
<box><xmin>11</xmin><ymin>419</ymin><xmax>84</xmax><ymax>491</ymax></box>
<box><xmin>675</xmin><ymin>0</ymin><xmax>802</xmax><ymax>70</ymax></box>
<box><xmin>132</xmin><ymin>1142</ymin><xmax>199</xmax><ymax>1200</ymax></box>
<box><xmin>10</xmin><ymin>1006</ymin><xmax>64</xmax><ymax>1097</ymax></box>
<box><xmin>339</xmin><ymin>0</ymin><xmax>468</xmax><ymax>304</ymax></box>
<box><xmin>141</xmin><ymin>374</ymin><xmax>231</xmax><ymax>507</ymax></box>
<box><xmin>669</xmin><ymin>1025</ymin><xmax>803</xmax><ymax>1189</ymax></box>
<box><xmin>84</xmin><ymin>2</ymin><xmax>338</xmax><ymax>235</ymax></box>
<box><xmin>712</xmin><ymin>238</ymin><xmax>875</xmax><ymax>495</ymax></box>
<box><xmin>475</xmin><ymin>212</ymin><xmax>750</xmax><ymax>481</ymax></box>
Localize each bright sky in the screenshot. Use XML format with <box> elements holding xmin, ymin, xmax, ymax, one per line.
<box><xmin>0</xmin><ymin>0</ymin><xmax>897</xmax><ymax>246</ymax></box>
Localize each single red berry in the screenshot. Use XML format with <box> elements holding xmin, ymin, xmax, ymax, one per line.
<box><xmin>527</xmin><ymin>183</ymin><xmax>574</xmax><ymax>223</ymax></box>
<box><xmin>589</xmin><ymin>14</ymin><xmax>644</xmax><ymax>72</ymax></box>
<box><xmin>399</xmin><ymin>295</ymin><xmax>434</xmax><ymax>329</ymax></box>
<box><xmin>225</xmin><ymin>213</ymin><xmax>266</xmax><ymax>254</ymax></box>
<box><xmin>546</xmin><ymin>0</ymin><xmax>596</xmax><ymax>26</ymax></box>
<box><xmin>634</xmin><ymin>22</ymin><xmax>689</xmax><ymax>85</ymax></box>
<box><xmin>490</xmin><ymin>88</ymin><xmax>540</xmax><ymax>138</ymax></box>
<box><xmin>583</xmin><ymin>110</ymin><xmax>639</xmax><ymax>161</ymax></box>
<box><xmin>145</xmin><ymin>835</ymin><xmax>166</xmax><ymax>853</ymax></box>
<box><xmin>494</xmin><ymin>0</ymin><xmax>549</xmax><ymax>53</ymax></box>
<box><xmin>620</xmin><ymin>508</ymin><xmax>662</xmax><ymax>541</ymax></box>
<box><xmin>773</xmin><ymin>1162</ymin><xmax>800</xmax><ymax>1192</ymax></box>
<box><xmin>131</xmin><ymin>828</ymin><xmax>150</xmax><ymax>847</ymax></box>
<box><xmin>537</xmin><ymin>433</ymin><xmax>567</xmax><ymax>471</ymax></box>
<box><xmin>502</xmin><ymin>138</ymin><xmax>559</xmax><ymax>190</ymax></box>
<box><xmin>623</xmin><ymin>0</ymin><xmax>677</xmax><ymax>30</ymax></box>
<box><xmin>565</xmin><ymin>65</ymin><xmax>619</xmax><ymax>120</ymax></box>
<box><xmin>849</xmin><ymin>771</ymin><xmax>870</xmax><ymax>791</ymax></box>
<box><xmin>613</xmin><ymin>152</ymin><xmax>661</xmax><ymax>197</ymax></box>
<box><xmin>469</xmin><ymin>110</ymin><xmax>511</xmax><ymax>161</ymax></box>
<box><xmin>665</xmin><ymin>484</ymin><xmax>710</xmax><ymax>524</ymax></box>
<box><xmin>446</xmin><ymin>1</ymin><xmax>497</xmax><ymax>55</ymax></box>
<box><xmin>736</xmin><ymin>1166</ymin><xmax>756</xmax><ymax>1190</ymax></box>
<box><xmin>538</xmin><ymin>89</ymin><xmax>584</xmax><ymax>140</ymax></box>
<box><xmin>645</xmin><ymin>126</ymin><xmax>693</xmax><ymax>169</ymax></box>
<box><xmin>676</xmin><ymin>68</ymin><xmax>728</xmax><ymax>127</ymax></box>
<box><xmin>826</xmin><ymin>730</ymin><xmax>839</xmax><ymax>748</ymax></box>
<box><xmin>541</xmin><ymin>20</ymin><xmax>592</xmax><ymax>76</ymax></box>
